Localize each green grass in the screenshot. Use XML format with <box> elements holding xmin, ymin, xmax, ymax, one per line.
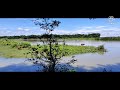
<box><xmin>28</xmin><ymin>44</ymin><xmax>106</xmax><ymax>57</ymax></box>
<box><xmin>0</xmin><ymin>44</ymin><xmax>30</xmax><ymax>58</ymax></box>
<box><xmin>0</xmin><ymin>39</ymin><xmax>106</xmax><ymax>58</ymax></box>
<box><xmin>0</xmin><ymin>39</ymin><xmax>31</xmax><ymax>58</ymax></box>
<box><xmin>62</xmin><ymin>45</ymin><xmax>106</xmax><ymax>56</ymax></box>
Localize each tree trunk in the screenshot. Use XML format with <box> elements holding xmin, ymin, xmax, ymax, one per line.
<box><xmin>48</xmin><ymin>34</ymin><xmax>55</xmax><ymax>72</ymax></box>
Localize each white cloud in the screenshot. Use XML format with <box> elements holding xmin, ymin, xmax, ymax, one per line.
<box><xmin>96</xmin><ymin>26</ymin><xmax>106</xmax><ymax>29</ymax></box>
<box><xmin>1</xmin><ymin>25</ymin><xmax>120</xmax><ymax>37</ymax></box>
<box><xmin>24</xmin><ymin>29</ymin><xmax>30</xmax><ymax>31</ymax></box>
<box><xmin>17</xmin><ymin>27</ymin><xmax>30</xmax><ymax>31</ymax></box>
<box><xmin>18</xmin><ymin>28</ymin><xmax>23</xmax><ymax>30</ymax></box>
<box><xmin>49</xmin><ymin>26</ymin><xmax>120</xmax><ymax>37</ymax></box>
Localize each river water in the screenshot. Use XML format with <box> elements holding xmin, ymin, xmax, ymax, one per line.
<box><xmin>0</xmin><ymin>40</ymin><xmax>120</xmax><ymax>72</ymax></box>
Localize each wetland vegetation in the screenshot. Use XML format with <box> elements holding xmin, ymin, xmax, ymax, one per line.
<box><xmin>0</xmin><ymin>18</ymin><xmax>119</xmax><ymax>72</ymax></box>
<box><xmin>0</xmin><ymin>38</ymin><xmax>106</xmax><ymax>58</ymax></box>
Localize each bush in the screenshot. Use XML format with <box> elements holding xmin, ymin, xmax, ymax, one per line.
<box><xmin>11</xmin><ymin>43</ymin><xmax>18</xmax><ymax>48</ymax></box>
<box><xmin>97</xmin><ymin>45</ymin><xmax>106</xmax><ymax>52</ymax></box>
<box><xmin>20</xmin><ymin>42</ymin><xmax>31</xmax><ymax>48</ymax></box>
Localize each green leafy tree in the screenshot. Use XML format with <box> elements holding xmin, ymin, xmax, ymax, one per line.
<box><xmin>27</xmin><ymin>18</ymin><xmax>77</xmax><ymax>72</ymax></box>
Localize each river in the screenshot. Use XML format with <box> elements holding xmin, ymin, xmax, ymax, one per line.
<box><xmin>0</xmin><ymin>40</ymin><xmax>120</xmax><ymax>72</ymax></box>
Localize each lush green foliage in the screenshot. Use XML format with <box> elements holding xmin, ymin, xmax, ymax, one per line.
<box><xmin>2</xmin><ymin>34</ymin><xmax>120</xmax><ymax>41</ymax></box>
<box><xmin>0</xmin><ymin>39</ymin><xmax>31</xmax><ymax>50</ymax></box>
<box><xmin>99</xmin><ymin>37</ymin><xmax>120</xmax><ymax>41</ymax></box>
<box><xmin>27</xmin><ymin>44</ymin><xmax>106</xmax><ymax>57</ymax></box>
<box><xmin>0</xmin><ymin>38</ymin><xmax>106</xmax><ymax>58</ymax></box>
<box><xmin>0</xmin><ymin>39</ymin><xmax>31</xmax><ymax>58</ymax></box>
<box><xmin>97</xmin><ymin>45</ymin><xmax>106</xmax><ymax>52</ymax></box>
<box><xmin>0</xmin><ymin>44</ymin><xmax>30</xmax><ymax>58</ymax></box>
<box><xmin>0</xmin><ymin>33</ymin><xmax>101</xmax><ymax>39</ymax></box>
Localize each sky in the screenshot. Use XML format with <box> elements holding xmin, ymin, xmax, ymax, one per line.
<box><xmin>0</xmin><ymin>18</ymin><xmax>120</xmax><ymax>37</ymax></box>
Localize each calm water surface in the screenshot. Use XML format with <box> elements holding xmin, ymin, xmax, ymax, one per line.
<box><xmin>0</xmin><ymin>40</ymin><xmax>120</xmax><ymax>72</ymax></box>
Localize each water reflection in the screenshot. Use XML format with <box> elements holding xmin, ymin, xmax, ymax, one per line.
<box><xmin>0</xmin><ymin>40</ymin><xmax>120</xmax><ymax>72</ymax></box>
<box><xmin>0</xmin><ymin>57</ymin><xmax>40</xmax><ymax>72</ymax></box>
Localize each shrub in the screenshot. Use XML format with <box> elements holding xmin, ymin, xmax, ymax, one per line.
<box><xmin>97</xmin><ymin>45</ymin><xmax>106</xmax><ymax>52</ymax></box>
<box><xmin>11</xmin><ymin>43</ymin><xmax>18</xmax><ymax>48</ymax></box>
<box><xmin>20</xmin><ymin>42</ymin><xmax>31</xmax><ymax>48</ymax></box>
<box><xmin>12</xmin><ymin>42</ymin><xmax>31</xmax><ymax>50</ymax></box>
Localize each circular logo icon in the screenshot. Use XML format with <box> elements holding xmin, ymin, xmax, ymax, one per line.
<box><xmin>108</xmin><ymin>16</ymin><xmax>115</xmax><ymax>24</ymax></box>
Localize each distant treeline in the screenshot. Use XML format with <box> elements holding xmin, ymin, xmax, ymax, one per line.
<box><xmin>0</xmin><ymin>33</ymin><xmax>101</xmax><ymax>39</ymax></box>
<box><xmin>99</xmin><ymin>37</ymin><xmax>120</xmax><ymax>41</ymax></box>
<box><xmin>1</xmin><ymin>33</ymin><xmax>120</xmax><ymax>41</ymax></box>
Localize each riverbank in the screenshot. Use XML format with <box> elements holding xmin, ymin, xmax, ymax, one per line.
<box><xmin>22</xmin><ymin>37</ymin><xmax>120</xmax><ymax>41</ymax></box>
<box><xmin>0</xmin><ymin>39</ymin><xmax>106</xmax><ymax>58</ymax></box>
<box><xmin>60</xmin><ymin>37</ymin><xmax>120</xmax><ymax>41</ymax></box>
<box><xmin>0</xmin><ymin>44</ymin><xmax>30</xmax><ymax>58</ymax></box>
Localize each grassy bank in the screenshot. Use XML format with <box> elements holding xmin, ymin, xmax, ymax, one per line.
<box><xmin>62</xmin><ymin>38</ymin><xmax>98</xmax><ymax>41</ymax></box>
<box><xmin>98</xmin><ymin>37</ymin><xmax>120</xmax><ymax>41</ymax></box>
<box><xmin>0</xmin><ymin>39</ymin><xmax>106</xmax><ymax>58</ymax></box>
<box><xmin>22</xmin><ymin>37</ymin><xmax>120</xmax><ymax>41</ymax></box>
<box><xmin>60</xmin><ymin>37</ymin><xmax>120</xmax><ymax>41</ymax></box>
<box><xmin>63</xmin><ymin>45</ymin><xmax>106</xmax><ymax>56</ymax></box>
<box><xmin>0</xmin><ymin>44</ymin><xmax>30</xmax><ymax>58</ymax></box>
<box><xmin>21</xmin><ymin>38</ymin><xmax>98</xmax><ymax>43</ymax></box>
<box><xmin>59</xmin><ymin>37</ymin><xmax>120</xmax><ymax>41</ymax></box>
<box><xmin>0</xmin><ymin>39</ymin><xmax>31</xmax><ymax>58</ymax></box>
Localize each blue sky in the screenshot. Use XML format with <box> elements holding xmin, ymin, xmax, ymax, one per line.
<box><xmin>0</xmin><ymin>18</ymin><xmax>120</xmax><ymax>37</ymax></box>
